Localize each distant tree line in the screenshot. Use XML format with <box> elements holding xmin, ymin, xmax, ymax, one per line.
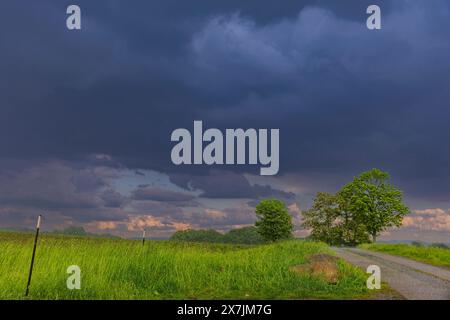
<box><xmin>411</xmin><ymin>241</ymin><xmax>448</xmax><ymax>249</ymax></box>
<box><xmin>171</xmin><ymin>226</ymin><xmax>267</xmax><ymax>244</ymax></box>
<box><xmin>49</xmin><ymin>226</ymin><xmax>120</xmax><ymax>239</ymax></box>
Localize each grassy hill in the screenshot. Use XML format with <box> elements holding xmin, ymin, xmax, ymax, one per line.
<box><xmin>0</xmin><ymin>231</ymin><xmax>371</xmax><ymax>299</ymax></box>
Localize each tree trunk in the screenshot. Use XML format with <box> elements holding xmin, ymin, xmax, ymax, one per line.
<box><xmin>372</xmin><ymin>233</ymin><xmax>377</xmax><ymax>243</ymax></box>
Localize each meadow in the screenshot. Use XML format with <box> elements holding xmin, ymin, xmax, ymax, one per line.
<box><xmin>360</xmin><ymin>243</ymin><xmax>450</xmax><ymax>269</ymax></box>
<box><xmin>0</xmin><ymin>231</ymin><xmax>370</xmax><ymax>300</ymax></box>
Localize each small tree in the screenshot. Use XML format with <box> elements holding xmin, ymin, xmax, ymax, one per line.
<box><xmin>255</xmin><ymin>199</ymin><xmax>293</xmax><ymax>242</ymax></box>
<box><xmin>302</xmin><ymin>192</ymin><xmax>342</xmax><ymax>245</ymax></box>
<box><xmin>338</xmin><ymin>168</ymin><xmax>410</xmax><ymax>243</ymax></box>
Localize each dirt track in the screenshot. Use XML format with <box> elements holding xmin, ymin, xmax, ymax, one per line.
<box><xmin>333</xmin><ymin>247</ymin><xmax>450</xmax><ymax>300</ymax></box>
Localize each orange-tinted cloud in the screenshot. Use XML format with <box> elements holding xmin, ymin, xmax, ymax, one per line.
<box><xmin>403</xmin><ymin>208</ymin><xmax>450</xmax><ymax>232</ymax></box>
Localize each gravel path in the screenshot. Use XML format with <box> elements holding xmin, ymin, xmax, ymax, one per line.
<box><xmin>333</xmin><ymin>247</ymin><xmax>450</xmax><ymax>300</ymax></box>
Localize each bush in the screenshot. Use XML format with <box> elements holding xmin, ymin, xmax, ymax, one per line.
<box><xmin>223</xmin><ymin>226</ymin><xmax>266</xmax><ymax>245</ymax></box>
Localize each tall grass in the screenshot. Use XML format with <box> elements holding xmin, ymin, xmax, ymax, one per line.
<box><xmin>360</xmin><ymin>243</ymin><xmax>450</xmax><ymax>269</ymax></box>
<box><xmin>0</xmin><ymin>232</ymin><xmax>369</xmax><ymax>299</ymax></box>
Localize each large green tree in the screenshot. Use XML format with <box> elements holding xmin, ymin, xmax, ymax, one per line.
<box><xmin>338</xmin><ymin>168</ymin><xmax>409</xmax><ymax>242</ymax></box>
<box><xmin>302</xmin><ymin>169</ymin><xmax>409</xmax><ymax>245</ymax></box>
<box><xmin>255</xmin><ymin>199</ymin><xmax>293</xmax><ymax>242</ymax></box>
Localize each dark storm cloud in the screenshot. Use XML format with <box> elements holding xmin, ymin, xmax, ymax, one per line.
<box><xmin>1</xmin><ymin>0</ymin><xmax>450</xmax><ymax>237</ymax></box>
<box><xmin>200</xmin><ymin>206</ymin><xmax>256</xmax><ymax>230</ymax></box>
<box><xmin>0</xmin><ymin>0</ymin><xmax>422</xmax><ymax>168</ymax></box>
<box><xmin>181</xmin><ymin>1</ymin><xmax>450</xmax><ymax>201</ymax></box>
<box><xmin>0</xmin><ymin>158</ymin><xmax>135</xmax><ymax>230</ymax></box>
<box><xmin>169</xmin><ymin>171</ymin><xmax>295</xmax><ymax>199</ymax></box>
<box><xmin>100</xmin><ymin>189</ymin><xmax>127</xmax><ymax>208</ymax></box>
<box><xmin>128</xmin><ymin>200</ymin><xmax>185</xmax><ymax>219</ymax></box>
<box><xmin>0</xmin><ymin>160</ymin><xmax>104</xmax><ymax>210</ymax></box>
<box><xmin>131</xmin><ymin>186</ymin><xmax>197</xmax><ymax>205</ymax></box>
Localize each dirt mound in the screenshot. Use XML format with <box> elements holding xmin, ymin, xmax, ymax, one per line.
<box><xmin>290</xmin><ymin>253</ymin><xmax>340</xmax><ymax>284</ymax></box>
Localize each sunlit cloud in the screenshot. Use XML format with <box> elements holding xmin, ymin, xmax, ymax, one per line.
<box><xmin>403</xmin><ymin>208</ymin><xmax>450</xmax><ymax>231</ymax></box>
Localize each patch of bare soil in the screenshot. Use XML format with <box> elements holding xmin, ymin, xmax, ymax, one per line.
<box><xmin>290</xmin><ymin>253</ymin><xmax>340</xmax><ymax>284</ymax></box>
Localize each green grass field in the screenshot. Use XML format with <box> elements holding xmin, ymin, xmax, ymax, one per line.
<box><xmin>0</xmin><ymin>231</ymin><xmax>371</xmax><ymax>300</ymax></box>
<box><xmin>360</xmin><ymin>243</ymin><xmax>450</xmax><ymax>269</ymax></box>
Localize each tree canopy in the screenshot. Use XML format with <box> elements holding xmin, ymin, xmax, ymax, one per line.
<box><xmin>255</xmin><ymin>199</ymin><xmax>293</xmax><ymax>242</ymax></box>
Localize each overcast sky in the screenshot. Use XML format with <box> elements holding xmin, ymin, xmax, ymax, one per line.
<box><xmin>0</xmin><ymin>0</ymin><xmax>449</xmax><ymax>242</ymax></box>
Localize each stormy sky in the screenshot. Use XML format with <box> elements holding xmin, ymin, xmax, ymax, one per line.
<box><xmin>0</xmin><ymin>0</ymin><xmax>449</xmax><ymax>241</ymax></box>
